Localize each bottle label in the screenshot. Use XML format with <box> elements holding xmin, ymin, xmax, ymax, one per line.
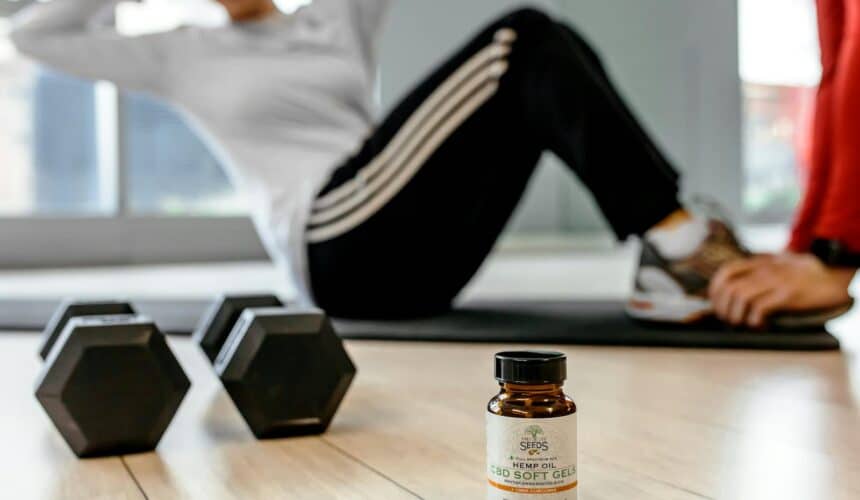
<box><xmin>486</xmin><ymin>412</ymin><xmax>577</xmax><ymax>499</ymax></box>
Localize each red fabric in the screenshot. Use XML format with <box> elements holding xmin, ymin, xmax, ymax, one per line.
<box><xmin>790</xmin><ymin>0</ymin><xmax>860</xmax><ymax>253</ymax></box>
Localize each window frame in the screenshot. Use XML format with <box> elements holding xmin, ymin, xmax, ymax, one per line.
<box><xmin>0</xmin><ymin>216</ymin><xmax>267</xmax><ymax>268</ymax></box>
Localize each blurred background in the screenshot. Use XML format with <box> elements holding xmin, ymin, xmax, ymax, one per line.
<box><xmin>0</xmin><ymin>0</ymin><xmax>820</xmax><ymax>266</ymax></box>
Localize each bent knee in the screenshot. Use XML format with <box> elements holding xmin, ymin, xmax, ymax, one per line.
<box><xmin>498</xmin><ymin>7</ymin><xmax>553</xmax><ymax>33</ymax></box>
<box><xmin>496</xmin><ymin>7</ymin><xmax>603</xmax><ymax>69</ymax></box>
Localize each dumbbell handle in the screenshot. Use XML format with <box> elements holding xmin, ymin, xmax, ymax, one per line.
<box><xmin>193</xmin><ymin>294</ymin><xmax>284</xmax><ymax>363</ymax></box>
<box><xmin>39</xmin><ymin>301</ymin><xmax>137</xmax><ymax>360</ymax></box>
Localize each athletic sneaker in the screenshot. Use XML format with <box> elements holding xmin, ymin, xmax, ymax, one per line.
<box><xmin>626</xmin><ymin>219</ymin><xmax>747</xmax><ymax>324</ymax></box>
<box><xmin>627</xmin><ymin>219</ymin><xmax>855</xmax><ymax>328</ymax></box>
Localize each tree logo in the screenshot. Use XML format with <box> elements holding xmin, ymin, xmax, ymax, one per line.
<box><xmin>519</xmin><ymin>425</ymin><xmax>549</xmax><ymax>456</ymax></box>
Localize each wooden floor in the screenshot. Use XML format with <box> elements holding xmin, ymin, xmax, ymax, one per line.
<box><xmin>1</xmin><ymin>256</ymin><xmax>858</xmax><ymax>499</ymax></box>
<box><xmin>1</xmin><ymin>333</ymin><xmax>859</xmax><ymax>500</ymax></box>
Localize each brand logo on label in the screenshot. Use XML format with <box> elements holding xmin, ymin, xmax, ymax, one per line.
<box><xmin>519</xmin><ymin>425</ymin><xmax>550</xmax><ymax>455</ymax></box>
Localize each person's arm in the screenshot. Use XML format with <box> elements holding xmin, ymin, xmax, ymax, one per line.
<box><xmin>789</xmin><ymin>0</ymin><xmax>844</xmax><ymax>253</ymax></box>
<box><xmin>10</xmin><ymin>0</ymin><xmax>177</xmax><ymax>95</ymax></box>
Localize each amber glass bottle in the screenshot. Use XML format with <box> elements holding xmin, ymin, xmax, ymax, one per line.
<box><xmin>486</xmin><ymin>351</ymin><xmax>577</xmax><ymax>499</ymax></box>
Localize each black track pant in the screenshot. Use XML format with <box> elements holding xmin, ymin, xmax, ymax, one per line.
<box><xmin>306</xmin><ymin>8</ymin><xmax>681</xmax><ymax>318</ymax></box>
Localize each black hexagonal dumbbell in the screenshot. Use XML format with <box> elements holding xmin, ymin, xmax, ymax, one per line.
<box><xmin>35</xmin><ymin>301</ymin><xmax>190</xmax><ymax>458</ymax></box>
<box><xmin>194</xmin><ymin>295</ymin><xmax>356</xmax><ymax>439</ymax></box>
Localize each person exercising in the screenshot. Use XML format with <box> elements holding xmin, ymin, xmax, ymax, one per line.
<box><xmin>11</xmin><ymin>0</ymin><xmax>855</xmax><ymax>327</ymax></box>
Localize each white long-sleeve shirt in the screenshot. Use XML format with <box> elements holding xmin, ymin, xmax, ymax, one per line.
<box><xmin>11</xmin><ymin>0</ymin><xmax>391</xmax><ymax>302</ymax></box>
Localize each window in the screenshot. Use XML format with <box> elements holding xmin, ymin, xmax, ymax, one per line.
<box><xmin>122</xmin><ymin>93</ymin><xmax>246</xmax><ymax>216</ymax></box>
<box><xmin>1</xmin><ymin>21</ymin><xmax>111</xmax><ymax>216</ymax></box>
<box><xmin>116</xmin><ymin>1</ymin><xmax>248</xmax><ymax>215</ymax></box>
<box><xmin>0</xmin><ymin>18</ymin><xmax>36</xmax><ymax>216</ymax></box>
<box><xmin>739</xmin><ymin>0</ymin><xmax>820</xmax><ymax>223</ymax></box>
<box><xmin>0</xmin><ymin>6</ymin><xmax>249</xmax><ymax>218</ymax></box>
<box><xmin>0</xmin><ymin>0</ymin><xmax>312</xmax><ymax>221</ymax></box>
<box><xmin>0</xmin><ymin>5</ymin><xmax>265</xmax><ymax>266</ymax></box>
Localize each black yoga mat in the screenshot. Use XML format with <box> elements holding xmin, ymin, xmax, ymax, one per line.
<box><xmin>335</xmin><ymin>300</ymin><xmax>841</xmax><ymax>351</ymax></box>
<box><xmin>0</xmin><ymin>298</ymin><xmax>840</xmax><ymax>351</ymax></box>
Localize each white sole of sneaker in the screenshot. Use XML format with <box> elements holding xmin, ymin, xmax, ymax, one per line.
<box><xmin>625</xmin><ymin>291</ymin><xmax>713</xmax><ymax>324</ymax></box>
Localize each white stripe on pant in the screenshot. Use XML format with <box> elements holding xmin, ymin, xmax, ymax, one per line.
<box><xmin>306</xmin><ymin>29</ymin><xmax>517</xmax><ymax>243</ymax></box>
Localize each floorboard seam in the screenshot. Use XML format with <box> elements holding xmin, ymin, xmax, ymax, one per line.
<box><xmin>583</xmin><ymin>452</ymin><xmax>713</xmax><ymax>499</ymax></box>
<box><xmin>320</xmin><ymin>437</ymin><xmax>424</xmax><ymax>499</ymax></box>
<box><xmin>120</xmin><ymin>456</ymin><xmax>149</xmax><ymax>500</ymax></box>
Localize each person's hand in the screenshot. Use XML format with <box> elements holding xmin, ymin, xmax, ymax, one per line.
<box><xmin>708</xmin><ymin>252</ymin><xmax>855</xmax><ymax>328</ymax></box>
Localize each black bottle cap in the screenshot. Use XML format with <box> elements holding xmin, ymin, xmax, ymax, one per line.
<box><xmin>494</xmin><ymin>351</ymin><xmax>566</xmax><ymax>384</ymax></box>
